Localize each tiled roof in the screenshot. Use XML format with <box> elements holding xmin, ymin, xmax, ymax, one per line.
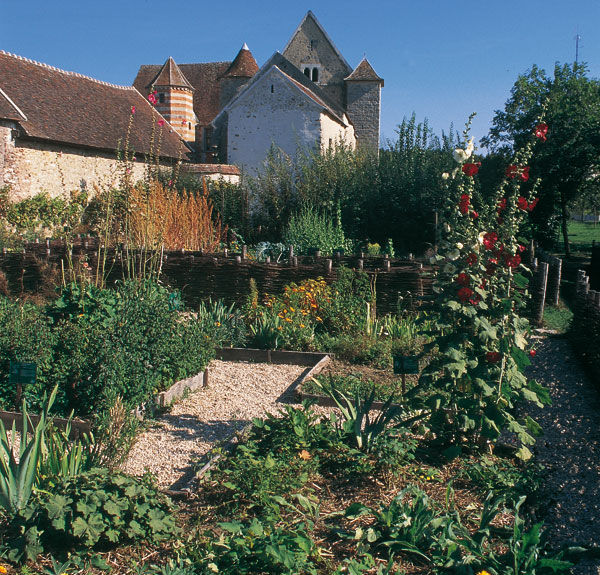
<box><xmin>216</xmin><ymin>52</ymin><xmax>347</xmax><ymax>125</ymax></box>
<box><xmin>134</xmin><ymin>61</ymin><xmax>231</xmax><ymax>126</ymax></box>
<box><xmin>0</xmin><ymin>87</ymin><xmax>24</xmax><ymax>121</ymax></box>
<box><xmin>0</xmin><ymin>51</ymin><xmax>187</xmax><ymax>159</ymax></box>
<box><xmin>149</xmin><ymin>57</ymin><xmax>194</xmax><ymax>90</ymax></box>
<box><xmin>221</xmin><ymin>44</ymin><xmax>259</xmax><ymax>78</ymax></box>
<box><xmin>344</xmin><ymin>58</ymin><xmax>384</xmax><ymax>86</ymax></box>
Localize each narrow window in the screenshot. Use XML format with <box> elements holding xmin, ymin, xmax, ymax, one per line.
<box><xmin>312</xmin><ymin>68</ymin><xmax>319</xmax><ymax>82</ymax></box>
<box><xmin>328</xmin><ymin>138</ymin><xmax>333</xmax><ymax>148</ymax></box>
<box><xmin>159</xmin><ymin>93</ymin><xmax>165</xmax><ymax>103</ymax></box>
<box><xmin>304</xmin><ymin>67</ymin><xmax>310</xmax><ymax>78</ymax></box>
<box><xmin>310</xmin><ymin>40</ymin><xmax>318</xmax><ymax>51</ymax></box>
<box><xmin>188</xmin><ymin>122</ymin><xmax>192</xmax><ymax>130</ymax></box>
<box><xmin>271</xmin><ymin>84</ymin><xmax>274</xmax><ymax>93</ymax></box>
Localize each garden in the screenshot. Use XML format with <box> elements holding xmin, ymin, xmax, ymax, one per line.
<box><xmin>1</xmin><ymin>64</ymin><xmax>600</xmax><ymax>573</ymax></box>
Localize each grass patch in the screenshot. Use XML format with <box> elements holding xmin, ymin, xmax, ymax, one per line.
<box><xmin>543</xmin><ymin>301</ymin><xmax>573</xmax><ymax>334</ymax></box>
<box><xmin>566</xmin><ymin>221</ymin><xmax>600</xmax><ymax>254</ymax></box>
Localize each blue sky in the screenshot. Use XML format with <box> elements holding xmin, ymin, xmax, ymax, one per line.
<box><xmin>2</xmin><ymin>0</ymin><xmax>599</xmax><ymax>148</ymax></box>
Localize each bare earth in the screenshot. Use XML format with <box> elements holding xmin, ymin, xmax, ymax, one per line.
<box><xmin>122</xmin><ymin>360</ymin><xmax>310</xmax><ymax>488</ymax></box>
<box><xmin>526</xmin><ymin>336</ymin><xmax>600</xmax><ymax>574</ymax></box>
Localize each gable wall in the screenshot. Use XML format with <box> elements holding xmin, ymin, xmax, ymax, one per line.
<box><xmin>282</xmin><ymin>16</ymin><xmax>350</xmax><ymax>108</ymax></box>
<box><xmin>226</xmin><ymin>72</ymin><xmax>322</xmax><ymax>173</ymax></box>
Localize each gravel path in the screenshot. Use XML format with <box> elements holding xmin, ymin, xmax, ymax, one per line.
<box><xmin>123</xmin><ymin>360</ymin><xmax>310</xmax><ymax>488</ymax></box>
<box><xmin>526</xmin><ymin>335</ymin><xmax>600</xmax><ymax>574</ymax></box>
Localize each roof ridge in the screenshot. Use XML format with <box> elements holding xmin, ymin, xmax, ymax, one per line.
<box><xmin>0</xmin><ymin>50</ymin><xmax>135</xmax><ymax>91</ymax></box>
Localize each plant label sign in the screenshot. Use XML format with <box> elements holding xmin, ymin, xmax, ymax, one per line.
<box><xmin>393</xmin><ymin>355</ymin><xmax>419</xmax><ymax>375</ymax></box>
<box><xmin>9</xmin><ymin>361</ymin><xmax>37</xmax><ymax>385</ymax></box>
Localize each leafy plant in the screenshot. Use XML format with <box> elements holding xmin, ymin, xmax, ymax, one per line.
<box><xmin>312</xmin><ymin>378</ymin><xmax>400</xmax><ymax>453</ymax></box>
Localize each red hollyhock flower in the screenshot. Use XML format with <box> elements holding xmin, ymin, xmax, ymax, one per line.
<box><xmin>506</xmin><ymin>165</ymin><xmax>518</xmax><ymax>179</ymax></box>
<box><xmin>458</xmin><ymin>193</ymin><xmax>470</xmax><ymax>214</ymax></box>
<box><xmin>457</xmin><ymin>287</ymin><xmax>474</xmax><ymax>302</ymax></box>
<box><xmin>462</xmin><ymin>163</ymin><xmax>480</xmax><ymax>177</ymax></box>
<box><xmin>529</xmin><ymin>197</ymin><xmax>539</xmax><ymax>211</ymax></box>
<box><xmin>158</xmin><ymin>119</ymin><xmax>165</xmax><ymax>127</ymax></box>
<box><xmin>483</xmin><ymin>232</ymin><xmax>498</xmax><ymax>250</ymax></box>
<box><xmin>529</xmin><ymin>349</ymin><xmax>537</xmax><ymax>358</ymax></box>
<box><xmin>520</xmin><ymin>166</ymin><xmax>530</xmax><ymax>182</ymax></box>
<box><xmin>497</xmin><ymin>198</ymin><xmax>507</xmax><ymax>214</ymax></box>
<box><xmin>148</xmin><ymin>93</ymin><xmax>157</xmax><ymax>105</ymax></box>
<box><xmin>471</xmin><ymin>210</ymin><xmax>479</xmax><ymax>219</ymax></box>
<box><xmin>479</xmin><ymin>278</ymin><xmax>487</xmax><ymax>289</ymax></box>
<box><xmin>456</xmin><ymin>273</ymin><xmax>470</xmax><ymax>286</ymax></box>
<box><xmin>469</xmin><ymin>294</ymin><xmax>481</xmax><ymax>305</ymax></box>
<box><xmin>505</xmin><ymin>254</ymin><xmax>521</xmax><ymax>268</ymax></box>
<box><xmin>517</xmin><ymin>196</ymin><xmax>529</xmax><ymax>211</ymax></box>
<box><xmin>518</xmin><ymin>244</ymin><xmax>526</xmax><ymax>252</ymax></box>
<box><xmin>535</xmin><ymin>123</ymin><xmax>548</xmax><ymax>141</ymax></box>
<box><xmin>131</xmin><ymin>106</ymin><xmax>136</xmax><ymax>115</ymax></box>
<box><xmin>486</xmin><ymin>351</ymin><xmax>501</xmax><ymax>363</ymax></box>
<box><xmin>466</xmin><ymin>253</ymin><xmax>478</xmax><ymax>266</ymax></box>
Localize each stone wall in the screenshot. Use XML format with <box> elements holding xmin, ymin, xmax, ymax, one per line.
<box><xmin>0</xmin><ymin>132</ymin><xmax>151</xmax><ymax>200</ymax></box>
<box><xmin>346</xmin><ymin>82</ymin><xmax>381</xmax><ymax>151</ymax></box>
<box><xmin>320</xmin><ymin>113</ymin><xmax>355</xmax><ymax>152</ymax></box>
<box><xmin>226</xmin><ymin>68</ymin><xmax>322</xmax><ymax>173</ymax></box>
<box><xmin>282</xmin><ymin>14</ymin><xmax>350</xmax><ymax>109</ymax></box>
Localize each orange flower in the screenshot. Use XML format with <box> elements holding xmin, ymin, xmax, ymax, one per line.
<box><xmin>298</xmin><ymin>450</ymin><xmax>311</xmax><ymax>460</ymax></box>
<box><xmin>284</xmin><ymin>317</ymin><xmax>292</xmax><ymax>323</ymax></box>
<box><xmin>316</xmin><ymin>316</ymin><xmax>322</xmax><ymax>322</ymax></box>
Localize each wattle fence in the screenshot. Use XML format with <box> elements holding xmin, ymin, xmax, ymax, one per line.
<box><xmin>0</xmin><ymin>237</ymin><xmax>433</xmax><ymax>316</ymax></box>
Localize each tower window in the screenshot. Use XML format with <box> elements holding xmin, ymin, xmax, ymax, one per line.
<box><xmin>303</xmin><ymin>67</ymin><xmax>310</xmax><ymax>78</ymax></box>
<box><xmin>271</xmin><ymin>84</ymin><xmax>274</xmax><ymax>93</ymax></box>
<box><xmin>310</xmin><ymin>40</ymin><xmax>318</xmax><ymax>51</ymax></box>
<box><xmin>188</xmin><ymin>122</ymin><xmax>192</xmax><ymax>130</ymax></box>
<box><xmin>312</xmin><ymin>68</ymin><xmax>319</xmax><ymax>82</ymax></box>
<box><xmin>159</xmin><ymin>93</ymin><xmax>165</xmax><ymax>103</ymax></box>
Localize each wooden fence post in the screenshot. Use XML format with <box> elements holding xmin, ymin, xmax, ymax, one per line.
<box><xmin>532</xmin><ymin>261</ymin><xmax>549</xmax><ymax>326</ymax></box>
<box><xmin>547</xmin><ymin>256</ymin><xmax>562</xmax><ymax>306</ymax></box>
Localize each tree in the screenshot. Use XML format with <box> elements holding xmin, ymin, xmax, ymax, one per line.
<box><xmin>483</xmin><ymin>63</ymin><xmax>600</xmax><ymax>256</ymax></box>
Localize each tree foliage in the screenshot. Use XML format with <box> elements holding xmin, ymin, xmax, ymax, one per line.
<box><xmin>483</xmin><ymin>62</ymin><xmax>600</xmax><ymax>253</ymax></box>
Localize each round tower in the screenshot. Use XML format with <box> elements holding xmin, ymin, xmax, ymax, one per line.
<box><xmin>219</xmin><ymin>43</ymin><xmax>259</xmax><ymax>109</ymax></box>
<box><xmin>150</xmin><ymin>57</ymin><xmax>196</xmax><ymax>143</ymax></box>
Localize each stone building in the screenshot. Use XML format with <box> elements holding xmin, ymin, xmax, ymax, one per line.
<box><xmin>134</xmin><ymin>11</ymin><xmax>383</xmax><ymax>173</ymax></box>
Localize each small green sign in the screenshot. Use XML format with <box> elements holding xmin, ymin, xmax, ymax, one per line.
<box><xmin>9</xmin><ymin>361</ymin><xmax>37</xmax><ymax>385</ymax></box>
<box><xmin>393</xmin><ymin>355</ymin><xmax>419</xmax><ymax>375</ymax></box>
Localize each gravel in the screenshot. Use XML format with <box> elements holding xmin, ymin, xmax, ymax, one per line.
<box><xmin>526</xmin><ymin>335</ymin><xmax>600</xmax><ymax>574</ymax></box>
<box><xmin>122</xmin><ymin>360</ymin><xmax>311</xmax><ymax>488</ymax></box>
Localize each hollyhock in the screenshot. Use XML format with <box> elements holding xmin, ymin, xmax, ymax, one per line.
<box><xmin>471</xmin><ymin>210</ymin><xmax>479</xmax><ymax>219</ymax></box>
<box><xmin>530</xmin><ymin>349</ymin><xmax>537</xmax><ymax>358</ymax></box>
<box><xmin>466</xmin><ymin>253</ymin><xmax>478</xmax><ymax>266</ymax></box>
<box><xmin>517</xmin><ymin>196</ymin><xmax>529</xmax><ymax>211</ymax></box>
<box><xmin>486</xmin><ymin>351</ymin><xmax>501</xmax><ymax>363</ymax></box>
<box><xmin>158</xmin><ymin>119</ymin><xmax>165</xmax><ymax>127</ymax></box>
<box><xmin>462</xmin><ymin>162</ymin><xmax>480</xmax><ymax>177</ymax></box>
<box><xmin>506</xmin><ymin>165</ymin><xmax>518</xmax><ymax>179</ymax></box>
<box><xmin>482</xmin><ymin>232</ymin><xmax>498</xmax><ymax>250</ymax></box>
<box><xmin>505</xmin><ymin>254</ymin><xmax>521</xmax><ymax>268</ymax></box>
<box><xmin>529</xmin><ymin>197</ymin><xmax>539</xmax><ymax>211</ymax></box>
<box><xmin>518</xmin><ymin>244</ymin><xmax>526</xmax><ymax>253</ymax></box>
<box><xmin>535</xmin><ymin>123</ymin><xmax>548</xmax><ymax>141</ymax></box>
<box><xmin>459</xmin><ymin>193</ymin><xmax>470</xmax><ymax>214</ymax></box>
<box><xmin>131</xmin><ymin>106</ymin><xmax>136</xmax><ymax>115</ymax></box>
<box><xmin>457</xmin><ymin>286</ymin><xmax>474</xmax><ymax>302</ymax></box>
<box><xmin>520</xmin><ymin>166</ymin><xmax>530</xmax><ymax>182</ymax></box>
<box><xmin>456</xmin><ymin>273</ymin><xmax>470</xmax><ymax>286</ymax></box>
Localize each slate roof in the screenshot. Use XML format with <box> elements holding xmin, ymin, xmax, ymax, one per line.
<box><xmin>345</xmin><ymin>58</ymin><xmax>384</xmax><ymax>86</ymax></box>
<box><xmin>134</xmin><ymin>61</ymin><xmax>231</xmax><ymax>126</ymax></box>
<box><xmin>215</xmin><ymin>52</ymin><xmax>347</xmax><ymax>125</ymax></box>
<box><xmin>0</xmin><ymin>51</ymin><xmax>187</xmax><ymax>159</ymax></box>
<box><xmin>221</xmin><ymin>44</ymin><xmax>259</xmax><ymax>78</ymax></box>
<box><xmin>149</xmin><ymin>57</ymin><xmax>194</xmax><ymax>90</ymax></box>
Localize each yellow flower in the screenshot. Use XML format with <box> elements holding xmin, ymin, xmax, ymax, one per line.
<box><xmin>300</xmin><ymin>324</ymin><xmax>305</xmax><ymax>328</ymax></box>
<box><xmin>277</xmin><ymin>326</ymin><xmax>283</xmax><ymax>331</ymax></box>
<box><xmin>284</xmin><ymin>317</ymin><xmax>292</xmax><ymax>323</ymax></box>
<box><xmin>477</xmin><ymin>571</ymin><xmax>491</xmax><ymax>575</ymax></box>
<box><xmin>214</xmin><ymin>321</ymin><xmax>221</xmax><ymax>327</ymax></box>
<box><xmin>316</xmin><ymin>316</ymin><xmax>322</xmax><ymax>322</ymax></box>
<box><xmin>290</xmin><ymin>307</ymin><xmax>295</xmax><ymax>312</ymax></box>
<box><xmin>0</xmin><ymin>566</ymin><xmax>8</xmax><ymax>574</ymax></box>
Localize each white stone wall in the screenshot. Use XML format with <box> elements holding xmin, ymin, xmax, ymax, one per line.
<box><xmin>0</xmin><ymin>130</ymin><xmax>155</xmax><ymax>200</ymax></box>
<box><xmin>227</xmin><ymin>68</ymin><xmax>323</xmax><ymax>173</ymax></box>
<box><xmin>320</xmin><ymin>113</ymin><xmax>355</xmax><ymax>152</ymax></box>
<box><xmin>227</xmin><ymin>67</ymin><xmax>355</xmax><ymax>173</ymax></box>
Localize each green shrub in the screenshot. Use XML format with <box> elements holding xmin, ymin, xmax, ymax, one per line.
<box><xmin>0</xmin><ymin>296</ymin><xmax>56</xmax><ymax>410</ymax></box>
<box><xmin>284</xmin><ymin>203</ymin><xmax>347</xmax><ymax>256</ymax></box>
<box><xmin>3</xmin><ymin>469</ymin><xmax>177</xmax><ymax>562</ymax></box>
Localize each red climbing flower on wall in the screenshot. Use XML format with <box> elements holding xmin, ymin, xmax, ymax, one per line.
<box><xmin>158</xmin><ymin>119</ymin><xmax>165</xmax><ymax>127</ymax></box>
<box><xmin>535</xmin><ymin>123</ymin><xmax>548</xmax><ymax>141</ymax></box>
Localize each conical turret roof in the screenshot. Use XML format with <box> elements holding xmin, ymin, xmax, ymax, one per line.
<box><xmin>150</xmin><ymin>57</ymin><xmax>194</xmax><ymax>90</ymax></box>
<box><xmin>221</xmin><ymin>44</ymin><xmax>259</xmax><ymax>78</ymax></box>
<box><xmin>344</xmin><ymin>58</ymin><xmax>384</xmax><ymax>86</ymax></box>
